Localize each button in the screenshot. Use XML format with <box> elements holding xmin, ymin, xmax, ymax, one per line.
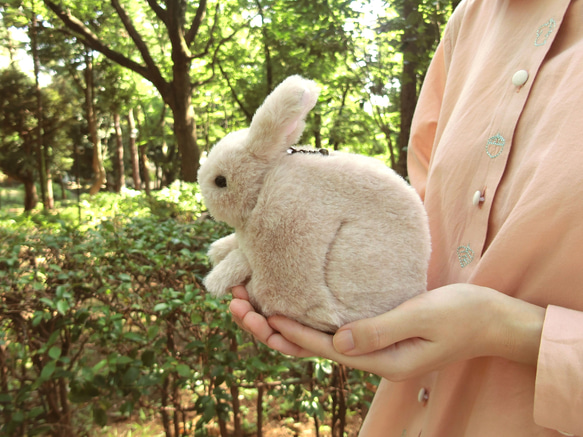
<box><xmin>417</xmin><ymin>387</ymin><xmax>429</xmax><ymax>404</ymax></box>
<box><xmin>472</xmin><ymin>190</ymin><xmax>485</xmax><ymax>206</ymax></box>
<box><xmin>512</xmin><ymin>70</ymin><xmax>529</xmax><ymax>87</ymax></box>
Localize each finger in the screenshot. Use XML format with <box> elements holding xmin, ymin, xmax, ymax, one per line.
<box><xmin>241</xmin><ymin>311</ymin><xmax>276</xmax><ymax>344</ymax></box>
<box><xmin>268</xmin><ymin>316</ymin><xmax>339</xmax><ymax>359</ymax></box>
<box><xmin>266</xmin><ymin>333</ymin><xmax>314</xmax><ymax>358</ymax></box>
<box><xmin>231</xmin><ymin>285</ymin><xmax>249</xmax><ymax>300</ymax></box>
<box><xmin>333</xmin><ymin>302</ymin><xmax>425</xmax><ymax>356</ymax></box>
<box><xmin>267</xmin><ymin>316</ymin><xmax>439</xmax><ymax>378</ymax></box>
<box><xmin>229</xmin><ymin>298</ymin><xmax>254</xmax><ymax>324</ymax></box>
<box><xmin>229</xmin><ymin>299</ymin><xmax>275</xmax><ymax>342</ymax></box>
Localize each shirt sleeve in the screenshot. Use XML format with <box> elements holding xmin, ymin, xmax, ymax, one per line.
<box><xmin>534</xmin><ymin>305</ymin><xmax>583</xmax><ymax>435</ymax></box>
<box><xmin>407</xmin><ymin>39</ymin><xmax>447</xmax><ymax>201</ymax></box>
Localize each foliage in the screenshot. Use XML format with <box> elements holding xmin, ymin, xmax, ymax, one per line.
<box><xmin>0</xmin><ymin>183</ymin><xmax>378</xmax><ymax>436</ymax></box>
<box><xmin>1</xmin><ymin>0</ymin><xmax>455</xmax><ymax>207</ymax></box>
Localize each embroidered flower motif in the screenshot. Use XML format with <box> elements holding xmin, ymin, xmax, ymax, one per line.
<box><xmin>457</xmin><ymin>244</ymin><xmax>474</xmax><ymax>268</ymax></box>
<box><xmin>535</xmin><ymin>18</ymin><xmax>556</xmax><ymax>46</ymax></box>
<box><xmin>486</xmin><ymin>134</ymin><xmax>505</xmax><ymax>159</ymax></box>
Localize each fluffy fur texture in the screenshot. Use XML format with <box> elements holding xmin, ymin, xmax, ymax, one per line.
<box><xmin>198</xmin><ymin>75</ymin><xmax>430</xmax><ymax>333</ymax></box>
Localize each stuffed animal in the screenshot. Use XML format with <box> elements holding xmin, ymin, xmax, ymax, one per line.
<box><xmin>197</xmin><ymin>75</ymin><xmax>430</xmax><ymax>333</ymax></box>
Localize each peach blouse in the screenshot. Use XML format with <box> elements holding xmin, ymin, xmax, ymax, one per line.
<box><xmin>361</xmin><ymin>0</ymin><xmax>583</xmax><ymax>435</ymax></box>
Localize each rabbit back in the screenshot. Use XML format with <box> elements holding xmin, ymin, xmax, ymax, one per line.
<box><xmin>239</xmin><ymin>151</ymin><xmax>430</xmax><ymax>332</ymax></box>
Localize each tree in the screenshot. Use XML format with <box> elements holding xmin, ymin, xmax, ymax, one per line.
<box><xmin>217</xmin><ymin>0</ymin><xmax>358</xmax><ymax>123</ymax></box>
<box><xmin>1</xmin><ymin>0</ymin><xmax>57</xmax><ymax>207</ymax></box>
<box><xmin>0</xmin><ymin>68</ymin><xmax>38</xmax><ymax>210</ymax></box>
<box><xmin>0</xmin><ymin>67</ymin><xmax>75</xmax><ymax>210</ymax></box>
<box><xmin>344</xmin><ymin>0</ymin><xmax>452</xmax><ymax>176</ymax></box>
<box><xmin>42</xmin><ymin>0</ymin><xmax>244</xmax><ymax>182</ymax></box>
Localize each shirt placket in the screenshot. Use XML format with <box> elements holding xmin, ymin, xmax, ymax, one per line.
<box><xmin>455</xmin><ymin>6</ymin><xmax>571</xmax><ymax>282</ymax></box>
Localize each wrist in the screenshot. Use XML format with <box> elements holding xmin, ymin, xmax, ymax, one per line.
<box><xmin>490</xmin><ymin>292</ymin><xmax>546</xmax><ymax>366</ymax></box>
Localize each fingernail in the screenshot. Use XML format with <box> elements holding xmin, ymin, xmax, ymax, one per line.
<box><xmin>334</xmin><ymin>329</ymin><xmax>354</xmax><ymax>353</ymax></box>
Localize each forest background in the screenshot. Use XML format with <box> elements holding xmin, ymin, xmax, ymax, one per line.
<box><xmin>0</xmin><ymin>0</ymin><xmax>458</xmax><ymax>436</ymax></box>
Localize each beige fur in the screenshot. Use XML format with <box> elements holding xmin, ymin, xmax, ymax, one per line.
<box><xmin>198</xmin><ymin>75</ymin><xmax>430</xmax><ymax>333</ymax></box>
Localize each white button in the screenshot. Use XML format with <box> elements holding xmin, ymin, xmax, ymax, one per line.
<box><xmin>512</xmin><ymin>70</ymin><xmax>529</xmax><ymax>87</ymax></box>
<box><xmin>417</xmin><ymin>387</ymin><xmax>429</xmax><ymax>404</ymax></box>
<box><xmin>472</xmin><ymin>190</ymin><xmax>485</xmax><ymax>206</ymax></box>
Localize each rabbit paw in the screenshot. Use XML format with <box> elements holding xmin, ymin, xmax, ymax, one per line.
<box><xmin>203</xmin><ymin>249</ymin><xmax>252</xmax><ymax>297</ymax></box>
<box><xmin>203</xmin><ymin>267</ymin><xmax>233</xmax><ymax>297</ymax></box>
<box><xmin>208</xmin><ymin>234</ymin><xmax>238</xmax><ymax>265</ymax></box>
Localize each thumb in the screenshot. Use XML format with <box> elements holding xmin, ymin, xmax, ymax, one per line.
<box><xmin>332</xmin><ymin>308</ymin><xmax>418</xmax><ymax>355</ymax></box>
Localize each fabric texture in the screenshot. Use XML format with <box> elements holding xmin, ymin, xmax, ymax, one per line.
<box><xmin>360</xmin><ymin>0</ymin><xmax>583</xmax><ymax>435</ymax></box>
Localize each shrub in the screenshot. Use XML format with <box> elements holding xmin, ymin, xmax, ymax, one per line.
<box><xmin>0</xmin><ymin>184</ymin><xmax>377</xmax><ymax>436</ymax></box>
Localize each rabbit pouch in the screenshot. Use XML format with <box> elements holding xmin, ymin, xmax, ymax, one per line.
<box><xmin>197</xmin><ymin>75</ymin><xmax>430</xmax><ymax>333</ymax></box>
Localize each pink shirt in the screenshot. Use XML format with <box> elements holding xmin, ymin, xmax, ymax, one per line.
<box><xmin>360</xmin><ymin>0</ymin><xmax>583</xmax><ymax>435</ymax></box>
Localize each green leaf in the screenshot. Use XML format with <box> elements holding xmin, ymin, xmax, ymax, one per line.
<box><xmin>122</xmin><ymin>366</ymin><xmax>140</xmax><ymax>385</ymax></box>
<box><xmin>92</xmin><ymin>359</ymin><xmax>107</xmax><ymax>373</ymax></box>
<box><xmin>92</xmin><ymin>406</ymin><xmax>108</xmax><ymax>427</ymax></box>
<box><xmin>119</xmin><ymin>273</ymin><xmax>132</xmax><ymax>282</ymax></box>
<box><xmin>56</xmin><ymin>299</ymin><xmax>69</xmax><ymax>315</ymax></box>
<box><xmin>153</xmin><ymin>303</ymin><xmax>168</xmax><ymax>312</ymax></box>
<box><xmin>48</xmin><ymin>346</ymin><xmax>61</xmax><ymax>360</ymax></box>
<box><xmin>40</xmin><ymin>360</ymin><xmax>57</xmax><ymax>380</ymax></box>
<box><xmin>32</xmin><ymin>312</ymin><xmax>44</xmax><ymax>327</ymax></box>
<box><xmin>141</xmin><ymin>350</ymin><xmax>155</xmax><ymax>367</ymax></box>
<box><xmin>123</xmin><ymin>332</ymin><xmax>144</xmax><ymax>342</ymax></box>
<box><xmin>39</xmin><ymin>297</ymin><xmax>55</xmax><ymax>309</ymax></box>
<box><xmin>176</xmin><ymin>364</ymin><xmax>190</xmax><ymax>378</ymax></box>
<box><xmin>116</xmin><ymin>356</ymin><xmax>134</xmax><ymax>365</ymax></box>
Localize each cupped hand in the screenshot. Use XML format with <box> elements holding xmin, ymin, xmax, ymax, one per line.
<box><xmin>229</xmin><ymin>285</ymin><xmax>317</xmax><ymax>357</ymax></box>
<box><xmin>229</xmin><ymin>284</ymin><xmax>545</xmax><ymax>381</ymax></box>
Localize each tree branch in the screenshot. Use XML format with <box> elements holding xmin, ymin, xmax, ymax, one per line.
<box><xmin>193</xmin><ymin>13</ymin><xmax>246</xmax><ymax>62</ymax></box>
<box><xmin>216</xmin><ymin>63</ymin><xmax>252</xmax><ymax>121</ymax></box>
<box><xmin>191</xmin><ymin>3</ymin><xmax>219</xmax><ymax>59</ymax></box>
<box><xmin>185</xmin><ymin>0</ymin><xmax>207</xmax><ymax>47</ymax></box>
<box><xmin>145</xmin><ymin>0</ymin><xmax>168</xmax><ymax>24</ymax></box>
<box><xmin>165</xmin><ymin>0</ymin><xmax>193</xmax><ymax>59</ymax></box>
<box><xmin>110</xmin><ymin>0</ymin><xmax>164</xmax><ymax>81</ymax></box>
<box><xmin>42</xmin><ymin>0</ymin><xmax>169</xmax><ymax>94</ymax></box>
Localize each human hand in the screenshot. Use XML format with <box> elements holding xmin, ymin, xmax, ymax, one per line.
<box><xmin>229</xmin><ymin>285</ymin><xmax>315</xmax><ymax>356</ymax></box>
<box><xmin>230</xmin><ymin>284</ymin><xmax>546</xmax><ymax>381</ymax></box>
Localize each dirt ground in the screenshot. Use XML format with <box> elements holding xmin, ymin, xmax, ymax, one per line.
<box><xmin>94</xmin><ymin>406</ymin><xmax>363</xmax><ymax>437</ymax></box>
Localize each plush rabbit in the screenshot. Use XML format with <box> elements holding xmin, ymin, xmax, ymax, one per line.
<box><xmin>197</xmin><ymin>75</ymin><xmax>430</xmax><ymax>333</ymax></box>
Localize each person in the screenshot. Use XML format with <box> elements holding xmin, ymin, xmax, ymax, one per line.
<box><xmin>229</xmin><ymin>0</ymin><xmax>583</xmax><ymax>434</ymax></box>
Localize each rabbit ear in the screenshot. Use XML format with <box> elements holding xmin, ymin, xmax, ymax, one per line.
<box><xmin>247</xmin><ymin>75</ymin><xmax>319</xmax><ymax>157</ymax></box>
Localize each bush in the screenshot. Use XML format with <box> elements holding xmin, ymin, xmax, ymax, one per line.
<box><xmin>0</xmin><ymin>184</ymin><xmax>378</xmax><ymax>436</ymax></box>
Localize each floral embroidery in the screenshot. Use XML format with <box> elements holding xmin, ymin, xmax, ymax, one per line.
<box><xmin>486</xmin><ymin>134</ymin><xmax>506</xmax><ymax>158</ymax></box>
<box><xmin>535</xmin><ymin>18</ymin><xmax>556</xmax><ymax>46</ymax></box>
<box><xmin>457</xmin><ymin>244</ymin><xmax>474</xmax><ymax>268</ymax></box>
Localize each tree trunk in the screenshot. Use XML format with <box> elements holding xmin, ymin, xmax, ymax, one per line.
<box><xmin>113</xmin><ymin>112</ymin><xmax>125</xmax><ymax>193</ymax></box>
<box><xmin>168</xmin><ymin>95</ymin><xmax>199</xmax><ymax>183</ymax></box>
<box><xmin>313</xmin><ymin>112</ymin><xmax>322</xmax><ymax>149</ymax></box>
<box><xmin>328</xmin><ymin>84</ymin><xmax>350</xmax><ymax>151</ymax></box>
<box><xmin>331</xmin><ymin>364</ymin><xmax>347</xmax><ymax>437</ymax></box>
<box><xmin>396</xmin><ymin>1</ymin><xmax>420</xmax><ymax>178</ymax></box>
<box><xmin>134</xmin><ymin>108</ymin><xmax>151</xmax><ymax>194</ymax></box>
<box><xmin>140</xmin><ymin>145</ymin><xmax>151</xmax><ymax>195</ymax></box>
<box><xmin>30</xmin><ymin>5</ymin><xmax>53</xmax><ymax>209</ymax></box>
<box><xmin>257</xmin><ymin>384</ymin><xmax>264</xmax><ymax>437</ymax></box>
<box><xmin>229</xmin><ymin>336</ymin><xmax>243</xmax><ymax>437</ymax></box>
<box><xmin>85</xmin><ymin>52</ymin><xmax>106</xmax><ymax>195</ymax></box>
<box><xmin>44</xmin><ymin>167</ymin><xmax>54</xmax><ymax>209</ymax></box>
<box><xmin>23</xmin><ymin>178</ymin><xmax>38</xmax><ymax>211</ymax></box>
<box><xmin>127</xmin><ymin>108</ymin><xmax>141</xmax><ymax>189</ymax></box>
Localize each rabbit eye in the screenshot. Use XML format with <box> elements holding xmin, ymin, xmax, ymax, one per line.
<box><xmin>214</xmin><ymin>175</ymin><xmax>227</xmax><ymax>188</ymax></box>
